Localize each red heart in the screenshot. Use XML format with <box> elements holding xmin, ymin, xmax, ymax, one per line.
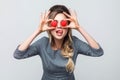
<box><xmin>50</xmin><ymin>20</ymin><xmax>57</xmax><ymax>27</ymax></box>
<box><xmin>61</xmin><ymin>20</ymin><xmax>67</xmax><ymax>27</ymax></box>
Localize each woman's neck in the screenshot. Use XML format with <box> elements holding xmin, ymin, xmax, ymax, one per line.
<box><xmin>53</xmin><ymin>38</ymin><xmax>64</xmax><ymax>50</ymax></box>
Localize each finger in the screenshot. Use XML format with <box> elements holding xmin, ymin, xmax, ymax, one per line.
<box><xmin>67</xmin><ymin>26</ymin><xmax>75</xmax><ymax>29</ymax></box>
<box><xmin>63</xmin><ymin>12</ymin><xmax>75</xmax><ymax>22</ymax></box>
<box><xmin>70</xmin><ymin>9</ymin><xmax>78</xmax><ymax>20</ymax></box>
<box><xmin>63</xmin><ymin>12</ymin><xmax>71</xmax><ymax>18</ymax></box>
<box><xmin>41</xmin><ymin>12</ymin><xmax>45</xmax><ymax>20</ymax></box>
<box><xmin>40</xmin><ymin>12</ymin><xmax>44</xmax><ymax>23</ymax></box>
<box><xmin>67</xmin><ymin>25</ymin><xmax>73</xmax><ymax>28</ymax></box>
<box><xmin>73</xmin><ymin>10</ymin><xmax>77</xmax><ymax>19</ymax></box>
<box><xmin>44</xmin><ymin>11</ymin><xmax>47</xmax><ymax>20</ymax></box>
<box><xmin>47</xmin><ymin>19</ymin><xmax>53</xmax><ymax>22</ymax></box>
<box><xmin>74</xmin><ymin>10</ymin><xmax>77</xmax><ymax>17</ymax></box>
<box><xmin>70</xmin><ymin>9</ymin><xmax>77</xmax><ymax>19</ymax></box>
<box><xmin>40</xmin><ymin>12</ymin><xmax>43</xmax><ymax>19</ymax></box>
<box><xmin>48</xmin><ymin>27</ymin><xmax>56</xmax><ymax>30</ymax></box>
<box><xmin>68</xmin><ymin>8</ymin><xmax>72</xmax><ymax>16</ymax></box>
<box><xmin>45</xmin><ymin>11</ymin><xmax>50</xmax><ymax>19</ymax></box>
<box><xmin>44</xmin><ymin>11</ymin><xmax>51</xmax><ymax>23</ymax></box>
<box><xmin>62</xmin><ymin>26</ymin><xmax>69</xmax><ymax>29</ymax></box>
<box><xmin>65</xmin><ymin>19</ymin><xmax>72</xmax><ymax>22</ymax></box>
<box><xmin>69</xmin><ymin>8</ymin><xmax>74</xmax><ymax>16</ymax></box>
<box><xmin>45</xmin><ymin>19</ymin><xmax>53</xmax><ymax>24</ymax></box>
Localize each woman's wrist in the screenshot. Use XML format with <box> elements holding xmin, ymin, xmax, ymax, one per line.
<box><xmin>34</xmin><ymin>29</ymin><xmax>41</xmax><ymax>36</ymax></box>
<box><xmin>35</xmin><ymin>25</ymin><xmax>43</xmax><ymax>35</ymax></box>
<box><xmin>76</xmin><ymin>25</ymin><xmax>81</xmax><ymax>32</ymax></box>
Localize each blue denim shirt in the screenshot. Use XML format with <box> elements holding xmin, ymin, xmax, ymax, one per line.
<box><xmin>14</xmin><ymin>36</ymin><xmax>104</xmax><ymax>80</ymax></box>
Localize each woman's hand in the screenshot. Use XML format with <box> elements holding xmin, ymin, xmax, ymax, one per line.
<box><xmin>63</xmin><ymin>10</ymin><xmax>80</xmax><ymax>30</ymax></box>
<box><xmin>64</xmin><ymin>10</ymin><xmax>100</xmax><ymax>49</ymax></box>
<box><xmin>36</xmin><ymin>11</ymin><xmax>55</xmax><ymax>34</ymax></box>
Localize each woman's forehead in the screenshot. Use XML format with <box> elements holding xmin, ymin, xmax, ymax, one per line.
<box><xmin>54</xmin><ymin>13</ymin><xmax>67</xmax><ymax>20</ymax></box>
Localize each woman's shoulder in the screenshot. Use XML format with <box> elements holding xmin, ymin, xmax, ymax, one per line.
<box><xmin>34</xmin><ymin>36</ymin><xmax>49</xmax><ymax>45</ymax></box>
<box><xmin>72</xmin><ymin>36</ymin><xmax>85</xmax><ymax>45</ymax></box>
<box><xmin>39</xmin><ymin>36</ymin><xmax>49</xmax><ymax>41</ymax></box>
<box><xmin>72</xmin><ymin>36</ymin><xmax>80</xmax><ymax>41</ymax></box>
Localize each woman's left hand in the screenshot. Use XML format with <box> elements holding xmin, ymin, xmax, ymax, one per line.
<box><xmin>63</xmin><ymin>10</ymin><xmax>80</xmax><ymax>30</ymax></box>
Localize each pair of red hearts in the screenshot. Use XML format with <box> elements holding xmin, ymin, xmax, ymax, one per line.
<box><xmin>50</xmin><ymin>20</ymin><xmax>68</xmax><ymax>27</ymax></box>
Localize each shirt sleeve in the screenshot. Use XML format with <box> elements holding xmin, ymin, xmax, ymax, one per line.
<box><xmin>73</xmin><ymin>36</ymin><xmax>104</xmax><ymax>57</ymax></box>
<box><xmin>13</xmin><ymin>37</ymin><xmax>46</xmax><ymax>59</ymax></box>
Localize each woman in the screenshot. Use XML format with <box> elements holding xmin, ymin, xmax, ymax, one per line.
<box><xmin>14</xmin><ymin>5</ymin><xmax>104</xmax><ymax>80</ymax></box>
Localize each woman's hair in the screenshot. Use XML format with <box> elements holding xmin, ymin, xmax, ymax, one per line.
<box><xmin>47</xmin><ymin>5</ymin><xmax>74</xmax><ymax>73</ymax></box>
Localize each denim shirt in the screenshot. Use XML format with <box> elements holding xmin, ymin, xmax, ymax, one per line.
<box><xmin>14</xmin><ymin>36</ymin><xmax>104</xmax><ymax>80</ymax></box>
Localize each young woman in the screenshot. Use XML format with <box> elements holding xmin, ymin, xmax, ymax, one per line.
<box><xmin>14</xmin><ymin>5</ymin><xmax>104</xmax><ymax>80</ymax></box>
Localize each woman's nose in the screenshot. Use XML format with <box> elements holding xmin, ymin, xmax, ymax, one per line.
<box><xmin>57</xmin><ymin>26</ymin><xmax>61</xmax><ymax>28</ymax></box>
<box><xmin>56</xmin><ymin>22</ymin><xmax>61</xmax><ymax>28</ymax></box>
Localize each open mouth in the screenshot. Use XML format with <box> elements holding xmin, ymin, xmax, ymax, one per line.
<box><xmin>56</xmin><ymin>30</ymin><xmax>63</xmax><ymax>36</ymax></box>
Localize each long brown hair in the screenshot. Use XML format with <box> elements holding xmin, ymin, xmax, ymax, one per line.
<box><xmin>48</xmin><ymin>5</ymin><xmax>74</xmax><ymax>73</ymax></box>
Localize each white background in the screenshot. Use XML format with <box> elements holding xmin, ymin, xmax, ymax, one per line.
<box><xmin>0</xmin><ymin>0</ymin><xmax>120</xmax><ymax>80</ymax></box>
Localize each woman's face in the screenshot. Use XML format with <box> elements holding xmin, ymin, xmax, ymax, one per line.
<box><xmin>50</xmin><ymin>13</ymin><xmax>68</xmax><ymax>40</ymax></box>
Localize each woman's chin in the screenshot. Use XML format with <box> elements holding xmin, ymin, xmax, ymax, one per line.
<box><xmin>54</xmin><ymin>36</ymin><xmax>64</xmax><ymax>40</ymax></box>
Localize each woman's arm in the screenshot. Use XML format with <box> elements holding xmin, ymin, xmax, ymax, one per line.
<box><xmin>18</xmin><ymin>30</ymin><xmax>40</xmax><ymax>51</ymax></box>
<box><xmin>63</xmin><ymin>11</ymin><xmax>100</xmax><ymax>49</ymax></box>
<box><xmin>14</xmin><ymin>23</ymin><xmax>42</xmax><ymax>59</ymax></box>
<box><xmin>77</xmin><ymin>26</ymin><xmax>99</xmax><ymax>49</ymax></box>
<box><xmin>14</xmin><ymin>11</ymin><xmax>55</xmax><ymax>59</ymax></box>
<box><xmin>64</xmin><ymin>10</ymin><xmax>103</xmax><ymax>56</ymax></box>
<box><xmin>18</xmin><ymin>11</ymin><xmax>55</xmax><ymax>51</ymax></box>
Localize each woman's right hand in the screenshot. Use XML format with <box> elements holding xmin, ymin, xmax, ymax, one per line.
<box><xmin>36</xmin><ymin>11</ymin><xmax>55</xmax><ymax>34</ymax></box>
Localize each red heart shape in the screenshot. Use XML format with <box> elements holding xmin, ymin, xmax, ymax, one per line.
<box><xmin>50</xmin><ymin>20</ymin><xmax>57</xmax><ymax>27</ymax></box>
<box><xmin>61</xmin><ymin>20</ymin><xmax>67</xmax><ymax>27</ymax></box>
